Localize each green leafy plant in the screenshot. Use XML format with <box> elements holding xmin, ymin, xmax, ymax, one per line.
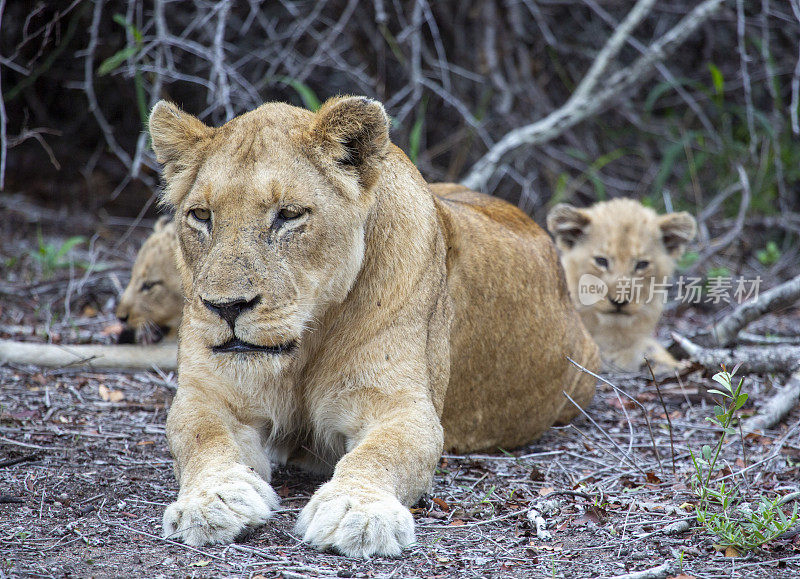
<box><xmin>98</xmin><ymin>15</ymin><xmax>148</xmax><ymax>126</ymax></box>
<box><xmin>690</xmin><ymin>366</ymin><xmax>798</xmax><ymax>553</ymax></box>
<box><xmin>756</xmin><ymin>241</ymin><xmax>781</xmax><ymax>266</ymax></box>
<box><xmin>31</xmin><ymin>231</ymin><xmax>86</xmax><ymax>279</ymax></box>
<box><xmin>276</xmin><ymin>77</ymin><xmax>321</xmax><ymax>112</ymax></box>
<box><xmin>408</xmin><ymin>95</ymin><xmax>428</xmax><ymax>166</ymax></box>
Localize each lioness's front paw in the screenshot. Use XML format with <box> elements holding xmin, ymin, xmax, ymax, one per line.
<box><xmin>163</xmin><ymin>463</ymin><xmax>279</xmax><ymax>546</ymax></box>
<box><xmin>296</xmin><ymin>481</ymin><xmax>415</xmax><ymax>557</ymax></box>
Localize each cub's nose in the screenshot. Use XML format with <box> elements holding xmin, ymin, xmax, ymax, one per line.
<box><xmin>608</xmin><ymin>296</ymin><xmax>629</xmax><ymax>311</ymax></box>
<box><xmin>202</xmin><ymin>295</ymin><xmax>261</xmax><ymax>329</ymax></box>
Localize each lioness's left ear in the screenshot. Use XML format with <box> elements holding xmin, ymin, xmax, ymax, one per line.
<box><xmin>308</xmin><ymin>96</ymin><xmax>390</xmax><ymax>190</ymax></box>
<box><xmin>659</xmin><ymin>211</ymin><xmax>697</xmax><ymax>257</ymax></box>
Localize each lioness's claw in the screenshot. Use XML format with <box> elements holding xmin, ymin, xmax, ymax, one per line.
<box><xmin>162</xmin><ymin>464</ymin><xmax>279</xmax><ymax>546</ymax></box>
<box><xmin>296</xmin><ymin>482</ymin><xmax>415</xmax><ymax>557</ymax></box>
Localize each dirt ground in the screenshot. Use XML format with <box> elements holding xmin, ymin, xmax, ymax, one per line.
<box><xmin>1</xmin><ymin>195</ymin><xmax>800</xmax><ymax>579</ymax></box>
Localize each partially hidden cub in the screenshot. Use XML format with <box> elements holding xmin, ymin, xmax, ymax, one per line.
<box><xmin>547</xmin><ymin>198</ymin><xmax>696</xmax><ymax>373</ymax></box>
<box><xmin>116</xmin><ymin>216</ymin><xmax>182</xmax><ymax>343</ymax></box>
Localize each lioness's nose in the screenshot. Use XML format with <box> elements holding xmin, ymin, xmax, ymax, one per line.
<box><xmin>202</xmin><ymin>296</ymin><xmax>261</xmax><ymax>328</ymax></box>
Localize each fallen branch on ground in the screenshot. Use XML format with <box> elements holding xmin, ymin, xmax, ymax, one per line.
<box><xmin>742</xmin><ymin>369</ymin><xmax>800</xmax><ymax>433</ymax></box>
<box><xmin>606</xmin><ymin>561</ymin><xmax>673</xmax><ymax>579</ymax></box>
<box><xmin>672</xmin><ymin>333</ymin><xmax>800</xmax><ymax>375</ymax></box>
<box><xmin>703</xmin><ymin>274</ymin><xmax>800</xmax><ymax>347</ymax></box>
<box><xmin>0</xmin><ymin>340</ymin><xmax>177</xmax><ymax>371</ymax></box>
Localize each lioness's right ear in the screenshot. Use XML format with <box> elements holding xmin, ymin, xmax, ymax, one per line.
<box><xmin>546</xmin><ymin>204</ymin><xmax>591</xmax><ymax>250</ymax></box>
<box><xmin>149</xmin><ymin>101</ymin><xmax>214</xmax><ymax>192</ymax></box>
<box><xmin>308</xmin><ymin>96</ymin><xmax>390</xmax><ymax>194</ymax></box>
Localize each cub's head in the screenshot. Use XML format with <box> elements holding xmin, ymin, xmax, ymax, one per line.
<box><xmin>148</xmin><ymin>96</ymin><xmax>390</xmax><ymax>367</ymax></box>
<box><xmin>547</xmin><ymin>198</ymin><xmax>696</xmax><ymax>323</ymax></box>
<box><xmin>116</xmin><ymin>217</ymin><xmax>183</xmax><ymax>343</ymax></box>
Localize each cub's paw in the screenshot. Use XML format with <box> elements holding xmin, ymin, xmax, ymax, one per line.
<box><xmin>163</xmin><ymin>463</ymin><xmax>279</xmax><ymax>546</ymax></box>
<box><xmin>296</xmin><ymin>481</ymin><xmax>415</xmax><ymax>557</ymax></box>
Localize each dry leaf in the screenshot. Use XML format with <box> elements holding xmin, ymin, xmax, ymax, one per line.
<box><xmin>431</xmin><ymin>496</ymin><xmax>450</xmax><ymax>512</ymax></box>
<box><xmin>645</xmin><ymin>471</ymin><xmax>662</xmax><ymax>484</ymax></box>
<box><xmin>102</xmin><ymin>322</ymin><xmax>124</xmax><ymax>336</ymax></box>
<box><xmin>724</xmin><ymin>546</ymin><xmax>741</xmax><ymax>558</ymax></box>
<box><xmin>98</xmin><ymin>384</ymin><xmax>125</xmax><ymax>402</ymax></box>
<box><xmin>539</xmin><ymin>487</ymin><xmax>555</xmax><ymax>496</ymax></box>
<box><xmin>82</xmin><ymin>305</ymin><xmax>97</xmax><ymax>317</ymax></box>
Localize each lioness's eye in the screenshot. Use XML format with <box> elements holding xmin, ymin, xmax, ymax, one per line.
<box><xmin>278</xmin><ymin>206</ymin><xmax>306</xmax><ymax>220</ymax></box>
<box><xmin>140</xmin><ymin>281</ymin><xmax>161</xmax><ymax>291</ymax></box>
<box><xmin>189</xmin><ymin>208</ymin><xmax>211</xmax><ymax>222</ymax></box>
<box><xmin>594</xmin><ymin>256</ymin><xmax>609</xmax><ymax>268</ymax></box>
<box><xmin>635</xmin><ymin>260</ymin><xmax>650</xmax><ymax>271</ymax></box>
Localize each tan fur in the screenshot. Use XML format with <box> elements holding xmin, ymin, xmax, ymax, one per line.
<box><xmin>150</xmin><ymin>97</ymin><xmax>598</xmax><ymax>557</ymax></box>
<box><xmin>115</xmin><ymin>217</ymin><xmax>183</xmax><ymax>343</ymax></box>
<box><xmin>547</xmin><ymin>198</ymin><xmax>696</xmax><ymax>372</ymax></box>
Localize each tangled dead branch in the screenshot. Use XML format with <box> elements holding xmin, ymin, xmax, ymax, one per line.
<box><xmin>2</xmin><ymin>0</ymin><xmax>798</xmax><ymax>222</ymax></box>
<box><xmin>460</xmin><ymin>0</ymin><xmax>725</xmax><ymax>191</ymax></box>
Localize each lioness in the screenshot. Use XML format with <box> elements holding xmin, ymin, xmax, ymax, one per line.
<box><xmin>150</xmin><ymin>96</ymin><xmax>598</xmax><ymax>557</ymax></box>
<box><xmin>115</xmin><ymin>216</ymin><xmax>182</xmax><ymax>343</ymax></box>
<box><xmin>547</xmin><ymin>198</ymin><xmax>696</xmax><ymax>372</ymax></box>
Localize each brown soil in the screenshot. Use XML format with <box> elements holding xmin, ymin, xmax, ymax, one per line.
<box><xmin>1</xmin><ymin>196</ymin><xmax>799</xmax><ymax>579</ymax></box>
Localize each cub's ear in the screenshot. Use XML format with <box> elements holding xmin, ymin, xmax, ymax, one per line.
<box><xmin>659</xmin><ymin>211</ymin><xmax>697</xmax><ymax>257</ymax></box>
<box><xmin>546</xmin><ymin>204</ymin><xmax>591</xmax><ymax>250</ymax></box>
<box><xmin>154</xmin><ymin>214</ymin><xmax>173</xmax><ymax>232</ymax></box>
<box><xmin>308</xmin><ymin>96</ymin><xmax>390</xmax><ymax>190</ymax></box>
<box><xmin>149</xmin><ymin>101</ymin><xmax>214</xmax><ymax>174</ymax></box>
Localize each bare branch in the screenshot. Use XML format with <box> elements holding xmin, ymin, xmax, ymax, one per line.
<box><xmin>461</xmin><ymin>0</ymin><xmax>726</xmax><ymax>191</ymax></box>
<box><xmin>0</xmin><ymin>0</ymin><xmax>7</xmax><ymax>190</ymax></box>
<box><xmin>672</xmin><ymin>332</ymin><xmax>800</xmax><ymax>374</ymax></box>
<box><xmin>0</xmin><ymin>340</ymin><xmax>177</xmax><ymax>371</ymax></box>
<box><xmin>707</xmin><ymin>274</ymin><xmax>800</xmax><ymax>347</ymax></box>
<box><xmin>743</xmin><ymin>369</ymin><xmax>800</xmax><ymax>432</ymax></box>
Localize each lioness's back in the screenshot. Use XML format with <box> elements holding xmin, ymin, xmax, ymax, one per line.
<box><xmin>431</xmin><ymin>183</ymin><xmax>599</xmax><ymax>452</ymax></box>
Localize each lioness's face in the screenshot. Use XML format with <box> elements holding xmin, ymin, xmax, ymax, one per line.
<box><xmin>149</xmin><ymin>97</ymin><xmax>390</xmax><ymax>363</ymax></box>
<box><xmin>547</xmin><ymin>198</ymin><xmax>696</xmax><ymax>322</ymax></box>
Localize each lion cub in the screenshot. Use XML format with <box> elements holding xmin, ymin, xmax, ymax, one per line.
<box><xmin>547</xmin><ymin>198</ymin><xmax>696</xmax><ymax>372</ymax></box>
<box><xmin>115</xmin><ymin>216</ymin><xmax>182</xmax><ymax>343</ymax></box>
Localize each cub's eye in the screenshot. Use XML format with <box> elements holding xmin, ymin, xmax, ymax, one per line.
<box><xmin>635</xmin><ymin>260</ymin><xmax>650</xmax><ymax>271</ymax></box>
<box><xmin>278</xmin><ymin>206</ymin><xmax>306</xmax><ymax>221</ymax></box>
<box><xmin>140</xmin><ymin>281</ymin><xmax>161</xmax><ymax>292</ymax></box>
<box><xmin>594</xmin><ymin>256</ymin><xmax>609</xmax><ymax>268</ymax></box>
<box><xmin>189</xmin><ymin>208</ymin><xmax>211</xmax><ymax>222</ymax></box>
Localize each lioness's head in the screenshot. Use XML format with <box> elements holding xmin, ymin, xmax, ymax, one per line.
<box><xmin>547</xmin><ymin>198</ymin><xmax>696</xmax><ymax>324</ymax></box>
<box><xmin>116</xmin><ymin>216</ymin><xmax>183</xmax><ymax>343</ymax></box>
<box><xmin>148</xmin><ymin>96</ymin><xmax>390</xmax><ymax>365</ymax></box>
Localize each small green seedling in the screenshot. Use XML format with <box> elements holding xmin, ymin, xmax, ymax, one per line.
<box><xmin>690</xmin><ymin>365</ymin><xmax>798</xmax><ymax>552</ymax></box>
